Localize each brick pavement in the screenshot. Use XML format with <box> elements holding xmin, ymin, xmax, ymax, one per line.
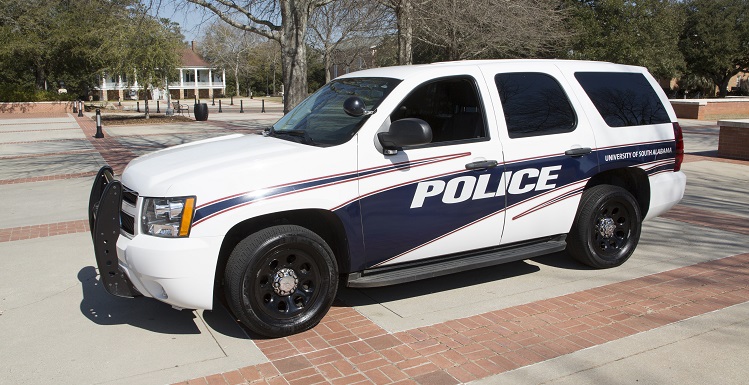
<box><xmin>1</xmin><ymin>112</ymin><xmax>748</xmax><ymax>384</ymax></box>
<box><xmin>175</xmin><ymin>251</ymin><xmax>749</xmax><ymax>385</ymax></box>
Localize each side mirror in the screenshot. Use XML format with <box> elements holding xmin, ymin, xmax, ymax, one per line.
<box><xmin>378</xmin><ymin>118</ymin><xmax>432</xmax><ymax>155</ymax></box>
<box><xmin>343</xmin><ymin>96</ymin><xmax>366</xmax><ymax>117</ymax></box>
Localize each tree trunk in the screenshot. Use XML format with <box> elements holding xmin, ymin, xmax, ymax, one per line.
<box><xmin>34</xmin><ymin>61</ymin><xmax>46</xmax><ymax>90</ymax></box>
<box><xmin>234</xmin><ymin>65</ymin><xmax>241</xmax><ymax>97</ymax></box>
<box><xmin>396</xmin><ymin>0</ymin><xmax>413</xmax><ymax>65</ymax></box>
<box><xmin>324</xmin><ymin>47</ymin><xmax>332</xmax><ymax>83</ymax></box>
<box><xmin>280</xmin><ymin>1</ymin><xmax>310</xmax><ymax>113</ymax></box>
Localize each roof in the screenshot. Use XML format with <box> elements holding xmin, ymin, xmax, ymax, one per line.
<box><xmin>180</xmin><ymin>47</ymin><xmax>211</xmax><ymax>68</ymax></box>
<box><xmin>337</xmin><ymin>59</ymin><xmax>645</xmax><ymax>81</ymax></box>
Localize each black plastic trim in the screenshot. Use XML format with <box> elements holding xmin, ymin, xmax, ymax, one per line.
<box><xmin>347</xmin><ymin>236</ymin><xmax>567</xmax><ymax>288</ymax></box>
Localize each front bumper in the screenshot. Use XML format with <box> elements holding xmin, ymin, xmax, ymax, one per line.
<box><xmin>88</xmin><ymin>166</ymin><xmax>221</xmax><ymax>310</ymax></box>
<box><xmin>88</xmin><ymin>166</ymin><xmax>141</xmax><ymax>297</ymax></box>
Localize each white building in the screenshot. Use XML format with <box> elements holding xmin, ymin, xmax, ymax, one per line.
<box><xmin>96</xmin><ymin>42</ymin><xmax>225</xmax><ymax>102</ymax></box>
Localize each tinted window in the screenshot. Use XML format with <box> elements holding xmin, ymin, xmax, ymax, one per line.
<box><xmin>495</xmin><ymin>73</ymin><xmax>577</xmax><ymax>138</ymax></box>
<box><xmin>575</xmin><ymin>72</ymin><xmax>670</xmax><ymax>127</ymax></box>
<box><xmin>390</xmin><ymin>76</ymin><xmax>486</xmax><ymax>143</ymax></box>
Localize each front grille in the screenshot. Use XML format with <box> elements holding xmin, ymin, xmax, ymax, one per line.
<box><xmin>123</xmin><ymin>188</ymin><xmax>138</xmax><ymax>205</ymax></box>
<box><xmin>121</xmin><ymin>186</ymin><xmax>139</xmax><ymax>236</ymax></box>
<box><xmin>121</xmin><ymin>212</ymin><xmax>135</xmax><ymax>234</ymax></box>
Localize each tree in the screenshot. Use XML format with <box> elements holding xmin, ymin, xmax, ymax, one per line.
<box><xmin>680</xmin><ymin>0</ymin><xmax>749</xmax><ymax>97</ymax></box>
<box><xmin>243</xmin><ymin>40</ymin><xmax>282</xmax><ymax>96</ymax></box>
<box><xmin>200</xmin><ymin>21</ymin><xmax>261</xmax><ymax>96</ymax></box>
<box><xmin>96</xmin><ymin>3</ymin><xmax>184</xmax><ymax>117</ymax></box>
<box><xmin>412</xmin><ymin>0</ymin><xmax>570</xmax><ymax>61</ymax></box>
<box><xmin>308</xmin><ymin>0</ymin><xmax>392</xmax><ymax>83</ymax></box>
<box><xmin>186</xmin><ymin>0</ymin><xmax>335</xmax><ymax>113</ymax></box>
<box><xmin>0</xmin><ymin>0</ymin><xmax>120</xmax><ymax>95</ymax></box>
<box><xmin>380</xmin><ymin>0</ymin><xmax>417</xmax><ymax>65</ymax></box>
<box><xmin>0</xmin><ymin>0</ymin><xmax>183</xmax><ymax>103</ymax></box>
<box><xmin>567</xmin><ymin>0</ymin><xmax>685</xmax><ymax>80</ymax></box>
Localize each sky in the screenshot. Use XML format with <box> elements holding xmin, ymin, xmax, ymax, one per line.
<box><xmin>150</xmin><ymin>1</ymin><xmax>217</xmax><ymax>43</ymax></box>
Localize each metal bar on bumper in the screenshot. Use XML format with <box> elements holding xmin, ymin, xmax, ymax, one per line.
<box><xmin>89</xmin><ymin>166</ymin><xmax>141</xmax><ymax>298</ymax></box>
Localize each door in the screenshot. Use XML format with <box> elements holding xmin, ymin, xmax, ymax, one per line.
<box><xmin>356</xmin><ymin>72</ymin><xmax>507</xmax><ymax>269</ymax></box>
<box><xmin>481</xmin><ymin>63</ymin><xmax>599</xmax><ymax>245</ymax></box>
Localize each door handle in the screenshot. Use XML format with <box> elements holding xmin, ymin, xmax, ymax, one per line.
<box><xmin>465</xmin><ymin>160</ymin><xmax>499</xmax><ymax>170</ymax></box>
<box><xmin>564</xmin><ymin>147</ymin><xmax>592</xmax><ymax>157</ymax></box>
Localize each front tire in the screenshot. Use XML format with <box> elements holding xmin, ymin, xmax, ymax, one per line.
<box><xmin>224</xmin><ymin>225</ymin><xmax>338</xmax><ymax>337</ymax></box>
<box><xmin>567</xmin><ymin>185</ymin><xmax>642</xmax><ymax>269</ymax></box>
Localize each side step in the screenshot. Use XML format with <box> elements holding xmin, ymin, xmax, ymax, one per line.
<box><xmin>347</xmin><ymin>238</ymin><xmax>567</xmax><ymax>288</ymax></box>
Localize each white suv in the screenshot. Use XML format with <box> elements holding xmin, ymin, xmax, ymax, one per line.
<box><xmin>89</xmin><ymin>60</ymin><xmax>686</xmax><ymax>337</ymax></box>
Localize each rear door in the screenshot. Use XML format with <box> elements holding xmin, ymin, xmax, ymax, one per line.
<box><xmin>480</xmin><ymin>62</ymin><xmax>599</xmax><ymax>245</ymax></box>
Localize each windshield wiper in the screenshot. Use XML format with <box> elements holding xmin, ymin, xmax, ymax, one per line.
<box><xmin>268</xmin><ymin>128</ymin><xmax>316</xmax><ymax>145</ymax></box>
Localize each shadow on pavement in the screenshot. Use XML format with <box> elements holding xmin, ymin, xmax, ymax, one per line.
<box><xmin>202</xmin><ymin>302</ymin><xmax>257</xmax><ymax>340</ymax></box>
<box><xmin>338</xmin><ymin>259</ymin><xmax>542</xmax><ymax>306</ymax></box>
<box><xmin>531</xmin><ymin>250</ymin><xmax>593</xmax><ymax>270</ymax></box>
<box><xmin>78</xmin><ymin>266</ymin><xmax>201</xmax><ymax>334</ymax></box>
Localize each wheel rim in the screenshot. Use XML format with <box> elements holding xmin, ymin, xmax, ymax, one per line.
<box><xmin>243</xmin><ymin>243</ymin><xmax>323</xmax><ymax>321</ymax></box>
<box><xmin>592</xmin><ymin>197</ymin><xmax>635</xmax><ymax>259</ymax></box>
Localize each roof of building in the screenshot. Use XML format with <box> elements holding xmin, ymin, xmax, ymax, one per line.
<box><xmin>181</xmin><ymin>46</ymin><xmax>210</xmax><ymax>68</ymax></box>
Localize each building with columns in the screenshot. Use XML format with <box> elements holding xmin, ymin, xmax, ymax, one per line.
<box><xmin>96</xmin><ymin>42</ymin><xmax>225</xmax><ymax>102</ymax></box>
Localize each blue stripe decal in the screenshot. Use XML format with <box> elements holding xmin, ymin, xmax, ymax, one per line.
<box><xmin>338</xmin><ymin>140</ymin><xmax>676</xmax><ymax>269</ymax></box>
<box><xmin>192</xmin><ymin>153</ymin><xmax>468</xmax><ymax>225</ymax></box>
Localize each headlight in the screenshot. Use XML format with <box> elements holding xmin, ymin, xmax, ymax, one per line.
<box><xmin>141</xmin><ymin>196</ymin><xmax>196</xmax><ymax>237</ymax></box>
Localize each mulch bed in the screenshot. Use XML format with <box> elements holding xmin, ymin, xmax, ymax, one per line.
<box><xmin>99</xmin><ymin>114</ymin><xmax>193</xmax><ymax>126</ymax></box>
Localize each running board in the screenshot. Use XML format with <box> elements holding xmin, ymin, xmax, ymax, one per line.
<box><xmin>347</xmin><ymin>237</ymin><xmax>567</xmax><ymax>288</ymax></box>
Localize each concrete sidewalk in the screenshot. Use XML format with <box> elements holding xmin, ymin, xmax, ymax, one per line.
<box><xmin>1</xmin><ymin>112</ymin><xmax>748</xmax><ymax>385</ymax></box>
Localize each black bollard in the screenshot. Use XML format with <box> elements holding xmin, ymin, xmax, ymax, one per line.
<box><xmin>73</xmin><ymin>100</ymin><xmax>78</xmax><ymax>114</ymax></box>
<box><xmin>261</xmin><ymin>99</ymin><xmax>265</xmax><ymax>113</ymax></box>
<box><xmin>118</xmin><ymin>97</ymin><xmax>121</xmax><ymax>107</ymax></box>
<box><xmin>240</xmin><ymin>99</ymin><xmax>244</xmax><ymax>113</ymax></box>
<box><xmin>94</xmin><ymin>109</ymin><xmax>104</xmax><ymax>138</ymax></box>
<box><xmin>78</xmin><ymin>101</ymin><xmax>84</xmax><ymax>117</ymax></box>
<box><xmin>218</xmin><ymin>99</ymin><xmax>222</xmax><ymax>113</ymax></box>
<box><xmin>156</xmin><ymin>100</ymin><xmax>160</xmax><ymax>113</ymax></box>
<box><xmin>136</xmin><ymin>101</ymin><xmax>140</xmax><ymax>113</ymax></box>
<box><xmin>212</xmin><ymin>95</ymin><xmax>215</xmax><ymax>106</ymax></box>
<box><xmin>230</xmin><ymin>95</ymin><xmax>234</xmax><ymax>105</ymax></box>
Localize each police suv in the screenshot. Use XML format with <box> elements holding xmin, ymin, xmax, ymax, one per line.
<box><xmin>89</xmin><ymin>60</ymin><xmax>686</xmax><ymax>337</ymax></box>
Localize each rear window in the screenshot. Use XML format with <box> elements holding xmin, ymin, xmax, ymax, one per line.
<box><xmin>495</xmin><ymin>72</ymin><xmax>577</xmax><ymax>138</ymax></box>
<box><xmin>575</xmin><ymin>72</ymin><xmax>670</xmax><ymax>127</ymax></box>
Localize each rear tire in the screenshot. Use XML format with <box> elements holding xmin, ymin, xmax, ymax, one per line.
<box><xmin>566</xmin><ymin>185</ymin><xmax>642</xmax><ymax>268</ymax></box>
<box><xmin>224</xmin><ymin>225</ymin><xmax>338</xmax><ymax>337</ymax></box>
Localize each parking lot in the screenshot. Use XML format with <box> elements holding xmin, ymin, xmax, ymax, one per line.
<box><xmin>1</xmin><ymin>104</ymin><xmax>748</xmax><ymax>385</ymax></box>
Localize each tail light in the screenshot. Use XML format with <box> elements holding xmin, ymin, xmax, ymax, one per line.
<box><xmin>673</xmin><ymin>122</ymin><xmax>684</xmax><ymax>172</ymax></box>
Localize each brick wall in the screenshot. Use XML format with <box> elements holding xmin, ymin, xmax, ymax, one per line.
<box><xmin>718</xmin><ymin>121</ymin><xmax>749</xmax><ymax>160</ymax></box>
<box><xmin>0</xmin><ymin>101</ymin><xmax>74</xmax><ymax>114</ymax></box>
<box><xmin>670</xmin><ymin>102</ymin><xmax>703</xmax><ymax>119</ymax></box>
<box><xmin>703</xmin><ymin>101</ymin><xmax>749</xmax><ymax>120</ymax></box>
<box><xmin>671</xmin><ymin>99</ymin><xmax>749</xmax><ymax>120</ymax></box>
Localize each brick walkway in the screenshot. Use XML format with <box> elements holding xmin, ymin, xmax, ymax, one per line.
<box><xmin>175</xmin><ymin>251</ymin><xmax>749</xmax><ymax>385</ymax></box>
<box><xmin>1</xmin><ymin>112</ymin><xmax>746</xmax><ymax>384</ymax></box>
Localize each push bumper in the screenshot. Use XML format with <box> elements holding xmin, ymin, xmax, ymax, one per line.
<box><xmin>89</xmin><ymin>166</ymin><xmax>220</xmax><ymax>310</ymax></box>
<box><xmin>88</xmin><ymin>166</ymin><xmax>141</xmax><ymax>297</ymax></box>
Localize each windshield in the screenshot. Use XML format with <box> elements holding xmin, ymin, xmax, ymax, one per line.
<box><xmin>271</xmin><ymin>77</ymin><xmax>401</xmax><ymax>146</ymax></box>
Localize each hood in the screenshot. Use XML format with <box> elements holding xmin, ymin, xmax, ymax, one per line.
<box><xmin>120</xmin><ymin>134</ymin><xmax>316</xmax><ymax>197</ymax></box>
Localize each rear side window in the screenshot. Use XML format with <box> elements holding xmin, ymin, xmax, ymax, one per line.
<box><xmin>575</xmin><ymin>72</ymin><xmax>670</xmax><ymax>127</ymax></box>
<box><xmin>495</xmin><ymin>73</ymin><xmax>577</xmax><ymax>138</ymax></box>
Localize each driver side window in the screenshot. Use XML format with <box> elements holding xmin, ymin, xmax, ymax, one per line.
<box><xmin>390</xmin><ymin>76</ymin><xmax>487</xmax><ymax>144</ymax></box>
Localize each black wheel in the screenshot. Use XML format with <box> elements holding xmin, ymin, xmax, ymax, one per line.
<box><xmin>224</xmin><ymin>225</ymin><xmax>338</xmax><ymax>337</ymax></box>
<box><xmin>566</xmin><ymin>185</ymin><xmax>642</xmax><ymax>268</ymax></box>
